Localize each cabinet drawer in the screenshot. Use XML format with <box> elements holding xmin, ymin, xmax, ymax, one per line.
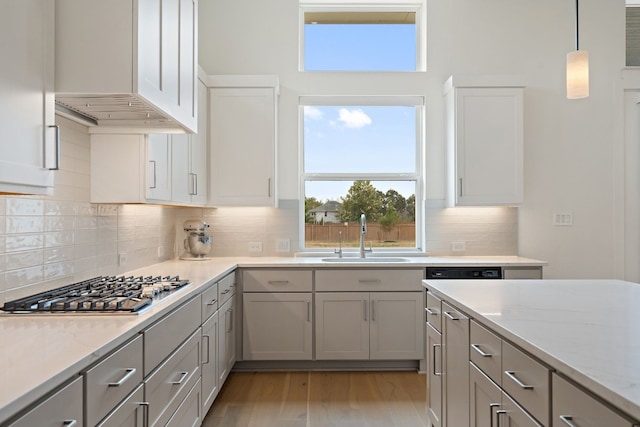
<box><xmin>96</xmin><ymin>383</ymin><xmax>144</xmax><ymax>427</ymax></box>
<box><xmin>470</xmin><ymin>320</ymin><xmax>502</xmax><ymax>385</ymax></box>
<box><xmin>243</xmin><ymin>269</ymin><xmax>312</xmax><ymax>292</ymax></box>
<box><xmin>502</xmin><ymin>341</ymin><xmax>550</xmax><ymax>425</ymax></box>
<box><xmin>144</xmin><ymin>296</ymin><xmax>200</xmax><ymax>376</ymax></box>
<box><xmin>425</xmin><ymin>291</ymin><xmax>442</xmax><ymax>332</ymax></box>
<box><xmin>166</xmin><ymin>378</ymin><xmax>202</xmax><ymax>427</ymax></box>
<box><xmin>316</xmin><ymin>269</ymin><xmax>424</xmax><ymax>292</ymax></box>
<box><xmin>201</xmin><ymin>282</ymin><xmax>219</xmax><ymax>322</ymax></box>
<box><xmin>552</xmin><ymin>373</ymin><xmax>635</xmax><ymax>427</ymax></box>
<box><xmin>218</xmin><ymin>273</ymin><xmax>236</xmax><ymax>307</ymax></box>
<box><xmin>9</xmin><ymin>376</ymin><xmax>83</xmax><ymax>427</ymax></box>
<box><xmin>85</xmin><ymin>335</ymin><xmax>143</xmax><ymax>427</ymax></box>
<box><xmin>146</xmin><ymin>329</ymin><xmax>201</xmax><ymax>427</ymax></box>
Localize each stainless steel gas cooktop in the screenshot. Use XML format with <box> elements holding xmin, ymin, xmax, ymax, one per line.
<box><xmin>1</xmin><ymin>275</ymin><xmax>190</xmax><ymax>314</ymax></box>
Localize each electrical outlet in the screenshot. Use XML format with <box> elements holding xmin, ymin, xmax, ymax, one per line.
<box><xmin>157</xmin><ymin>246</ymin><xmax>165</xmax><ymax>258</ymax></box>
<box><xmin>276</xmin><ymin>238</ymin><xmax>290</xmax><ymax>253</ymax></box>
<box><xmin>451</xmin><ymin>241</ymin><xmax>466</xmax><ymax>252</ymax></box>
<box><xmin>248</xmin><ymin>242</ymin><xmax>263</xmax><ymax>253</ymax></box>
<box><xmin>118</xmin><ymin>252</ymin><xmax>128</xmax><ymax>266</ymax></box>
<box><xmin>553</xmin><ymin>212</ymin><xmax>573</xmax><ymax>226</ymax></box>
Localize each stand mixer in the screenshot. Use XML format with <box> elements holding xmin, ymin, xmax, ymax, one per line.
<box><xmin>180</xmin><ymin>220</ymin><xmax>212</xmax><ymax>260</ymax></box>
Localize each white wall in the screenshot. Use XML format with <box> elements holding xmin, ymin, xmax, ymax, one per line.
<box><xmin>198</xmin><ymin>0</ymin><xmax>632</xmax><ymax>279</ymax></box>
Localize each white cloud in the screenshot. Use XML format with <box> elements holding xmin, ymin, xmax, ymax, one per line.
<box><xmin>338</xmin><ymin>108</ymin><xmax>372</xmax><ymax>129</ymax></box>
<box><xmin>304</xmin><ymin>106</ymin><xmax>323</xmax><ymax>120</ymax></box>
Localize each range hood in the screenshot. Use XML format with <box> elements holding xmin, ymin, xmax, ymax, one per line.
<box><xmin>55</xmin><ymin>94</ymin><xmax>180</xmax><ymax>129</ymax></box>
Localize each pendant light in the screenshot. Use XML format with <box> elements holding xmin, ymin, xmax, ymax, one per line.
<box><xmin>566</xmin><ymin>0</ymin><xmax>589</xmax><ymax>99</ymax></box>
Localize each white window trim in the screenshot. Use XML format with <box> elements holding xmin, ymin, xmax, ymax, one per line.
<box><xmin>298</xmin><ymin>1</ymin><xmax>427</xmax><ymax>72</ymax></box>
<box><xmin>299</xmin><ymin>96</ymin><xmax>425</xmax><ymax>254</ymax></box>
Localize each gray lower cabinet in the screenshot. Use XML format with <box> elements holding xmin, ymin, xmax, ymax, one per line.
<box><xmin>218</xmin><ymin>294</ymin><xmax>236</xmax><ymax>386</ymax></box>
<box><xmin>8</xmin><ymin>376</ymin><xmax>83</xmax><ymax>427</ymax></box>
<box><xmin>470</xmin><ymin>363</ymin><xmax>541</xmax><ymax>427</ymax></box>
<box><xmin>552</xmin><ymin>373</ymin><xmax>636</xmax><ymax>427</ymax></box>
<box><xmin>201</xmin><ymin>310</ymin><xmax>219</xmax><ymax>416</ymax></box>
<box><xmin>442</xmin><ymin>301</ymin><xmax>470</xmax><ymax>427</ymax></box>
<box><xmin>426</xmin><ymin>323</ymin><xmax>443</xmax><ymax>427</ymax></box>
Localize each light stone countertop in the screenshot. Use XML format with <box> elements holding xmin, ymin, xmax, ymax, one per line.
<box><xmin>423</xmin><ymin>278</ymin><xmax>640</xmax><ymax>422</ymax></box>
<box><xmin>0</xmin><ymin>255</ymin><xmax>545</xmax><ymax>424</ymax></box>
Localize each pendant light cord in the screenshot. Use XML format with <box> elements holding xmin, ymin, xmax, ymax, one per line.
<box><xmin>575</xmin><ymin>0</ymin><xmax>580</xmax><ymax>51</ymax></box>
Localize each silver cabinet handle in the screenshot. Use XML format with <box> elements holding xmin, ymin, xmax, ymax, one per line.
<box><xmin>221</xmin><ymin>289</ymin><xmax>230</xmax><ymax>295</ymax></box>
<box><xmin>148</xmin><ymin>160</ymin><xmax>157</xmax><ymax>188</ymax></box>
<box><xmin>459</xmin><ymin>177</ymin><xmax>463</xmax><ymax>197</ymax></box>
<box><xmin>371</xmin><ymin>300</ymin><xmax>375</xmax><ymax>321</ymax></box>
<box><xmin>559</xmin><ymin>415</ymin><xmax>578</xmax><ymax>427</ymax></box>
<box><xmin>307</xmin><ymin>301</ymin><xmax>311</xmax><ymax>322</ymax></box>
<box><xmin>363</xmin><ymin>300</ymin><xmax>368</xmax><ymax>321</ymax></box>
<box><xmin>108</xmin><ymin>368</ymin><xmax>137</xmax><ymax>387</ymax></box>
<box><xmin>358</xmin><ymin>279</ymin><xmax>381</xmax><ymax>284</ymax></box>
<box><xmin>471</xmin><ymin>343</ymin><xmax>492</xmax><ymax>357</ymax></box>
<box><xmin>496</xmin><ymin>409</ymin><xmax>507</xmax><ymax>427</ymax></box>
<box><xmin>268</xmin><ymin>280</ymin><xmax>290</xmax><ymax>285</ymax></box>
<box><xmin>504</xmin><ymin>370</ymin><xmax>534</xmax><ymax>390</ymax></box>
<box><xmin>444</xmin><ymin>311</ymin><xmax>460</xmax><ymax>320</ymax></box>
<box><xmin>203</xmin><ymin>335</ymin><xmax>210</xmax><ymax>364</ymax></box>
<box><xmin>47</xmin><ymin>125</ymin><xmax>61</xmax><ymax>170</ymax></box>
<box><xmin>425</xmin><ymin>307</ymin><xmax>439</xmax><ymax>316</ymax></box>
<box><xmin>207</xmin><ymin>298</ymin><xmax>217</xmax><ymax>306</ymax></box>
<box><xmin>432</xmin><ymin>343</ymin><xmax>442</xmax><ymax>376</ymax></box>
<box><xmin>268</xmin><ymin>178</ymin><xmax>271</xmax><ymax>197</ymax></box>
<box><xmin>489</xmin><ymin>403</ymin><xmax>500</xmax><ymax>427</ymax></box>
<box><xmin>226</xmin><ymin>308</ymin><xmax>234</xmax><ymax>333</ymax></box>
<box><xmin>171</xmin><ymin>371</ymin><xmax>189</xmax><ymax>385</ymax></box>
<box><xmin>62</xmin><ymin>420</ymin><xmax>77</xmax><ymax>427</ymax></box>
<box><xmin>135</xmin><ymin>401</ymin><xmax>149</xmax><ymax>427</ymax></box>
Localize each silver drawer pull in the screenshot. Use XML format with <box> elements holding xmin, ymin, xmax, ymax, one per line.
<box><xmin>62</xmin><ymin>420</ymin><xmax>77</xmax><ymax>427</ymax></box>
<box><xmin>221</xmin><ymin>289</ymin><xmax>230</xmax><ymax>295</ymax></box>
<box><xmin>444</xmin><ymin>311</ymin><xmax>460</xmax><ymax>320</ymax></box>
<box><xmin>171</xmin><ymin>371</ymin><xmax>189</xmax><ymax>385</ymax></box>
<box><xmin>425</xmin><ymin>307</ymin><xmax>439</xmax><ymax>316</ymax></box>
<box><xmin>559</xmin><ymin>415</ymin><xmax>578</xmax><ymax>427</ymax></box>
<box><xmin>108</xmin><ymin>368</ymin><xmax>136</xmax><ymax>387</ymax></box>
<box><xmin>504</xmin><ymin>370</ymin><xmax>534</xmax><ymax>390</ymax></box>
<box><xmin>433</xmin><ymin>343</ymin><xmax>442</xmax><ymax>376</ymax></box>
<box><xmin>268</xmin><ymin>280</ymin><xmax>290</xmax><ymax>285</ymax></box>
<box><xmin>207</xmin><ymin>298</ymin><xmax>217</xmax><ymax>306</ymax></box>
<box><xmin>471</xmin><ymin>343</ymin><xmax>492</xmax><ymax>357</ymax></box>
<box><xmin>358</xmin><ymin>279</ymin><xmax>381</xmax><ymax>284</ymax></box>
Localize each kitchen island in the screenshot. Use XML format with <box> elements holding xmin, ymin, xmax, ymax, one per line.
<box><xmin>0</xmin><ymin>255</ymin><xmax>544</xmax><ymax>425</ymax></box>
<box><xmin>423</xmin><ymin>278</ymin><xmax>640</xmax><ymax>425</ymax></box>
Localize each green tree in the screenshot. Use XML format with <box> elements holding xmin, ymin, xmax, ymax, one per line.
<box><xmin>304</xmin><ymin>197</ymin><xmax>323</xmax><ymax>223</ymax></box>
<box><xmin>379</xmin><ymin>204</ymin><xmax>401</xmax><ymax>238</ymax></box>
<box><xmin>405</xmin><ymin>194</ymin><xmax>416</xmax><ymax>221</ymax></box>
<box><xmin>382</xmin><ymin>189</ymin><xmax>407</xmax><ymax>217</ymax></box>
<box><xmin>337</xmin><ymin>180</ymin><xmax>383</xmax><ymax>222</ymax></box>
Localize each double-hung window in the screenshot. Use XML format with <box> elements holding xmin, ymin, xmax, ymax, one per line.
<box><xmin>300</xmin><ymin>96</ymin><xmax>424</xmax><ymax>251</ymax></box>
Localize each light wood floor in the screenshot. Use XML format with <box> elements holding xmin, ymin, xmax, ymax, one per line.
<box><xmin>202</xmin><ymin>371</ymin><xmax>428</xmax><ymax>427</ymax></box>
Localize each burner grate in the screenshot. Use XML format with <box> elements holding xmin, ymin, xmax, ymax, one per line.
<box><xmin>2</xmin><ymin>275</ymin><xmax>190</xmax><ymax>313</ymax></box>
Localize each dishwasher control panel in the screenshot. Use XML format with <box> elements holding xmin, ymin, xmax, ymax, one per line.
<box><xmin>426</xmin><ymin>267</ymin><xmax>502</xmax><ymax>279</ymax></box>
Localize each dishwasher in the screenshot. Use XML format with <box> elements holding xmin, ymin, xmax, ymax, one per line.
<box><xmin>425</xmin><ymin>266</ymin><xmax>502</xmax><ymax>279</ymax></box>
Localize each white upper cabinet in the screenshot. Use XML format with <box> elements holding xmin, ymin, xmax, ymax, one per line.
<box><xmin>55</xmin><ymin>0</ymin><xmax>198</xmax><ymax>133</ymax></box>
<box><xmin>91</xmin><ymin>133</ymin><xmax>172</xmax><ymax>203</ymax></box>
<box><xmin>0</xmin><ymin>0</ymin><xmax>56</xmax><ymax>195</ymax></box>
<box><xmin>171</xmin><ymin>79</ymin><xmax>208</xmax><ymax>205</ymax></box>
<box><xmin>208</xmin><ymin>76</ymin><xmax>279</xmax><ymax>207</ymax></box>
<box><xmin>445</xmin><ymin>76</ymin><xmax>524</xmax><ymax>206</ymax></box>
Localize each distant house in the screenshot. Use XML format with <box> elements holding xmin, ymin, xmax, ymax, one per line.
<box><xmin>309</xmin><ymin>200</ymin><xmax>342</xmax><ymax>224</ymax></box>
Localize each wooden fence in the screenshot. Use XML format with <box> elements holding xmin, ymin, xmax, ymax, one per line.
<box><xmin>305</xmin><ymin>222</ymin><xmax>415</xmax><ymax>243</ymax></box>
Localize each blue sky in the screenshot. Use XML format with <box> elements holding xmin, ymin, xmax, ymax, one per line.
<box><xmin>303</xmin><ymin>22</ymin><xmax>418</xmax><ymax>202</ymax></box>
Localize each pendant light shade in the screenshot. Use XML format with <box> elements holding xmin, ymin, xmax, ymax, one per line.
<box><xmin>566</xmin><ymin>50</ymin><xmax>589</xmax><ymax>99</ymax></box>
<box><xmin>566</xmin><ymin>0</ymin><xmax>589</xmax><ymax>99</ymax></box>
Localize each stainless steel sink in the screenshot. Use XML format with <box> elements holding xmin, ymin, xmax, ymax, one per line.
<box><xmin>320</xmin><ymin>257</ymin><xmax>409</xmax><ymax>263</ymax></box>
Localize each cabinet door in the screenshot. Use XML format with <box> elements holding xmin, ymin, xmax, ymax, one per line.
<box><xmin>95</xmin><ymin>384</ymin><xmax>145</xmax><ymax>427</ymax></box>
<box><xmin>0</xmin><ymin>0</ymin><xmax>55</xmax><ymax>194</ymax></box>
<box><xmin>426</xmin><ymin>323</ymin><xmax>443</xmax><ymax>427</ymax></box>
<box><xmin>9</xmin><ymin>376</ymin><xmax>83</xmax><ymax>427</ymax></box>
<box><xmin>370</xmin><ymin>292</ymin><xmax>424</xmax><ymax>360</ymax></box>
<box><xmin>470</xmin><ymin>363</ymin><xmax>501</xmax><ymax>427</ymax></box>
<box><xmin>243</xmin><ymin>292</ymin><xmax>313</xmax><ymax>360</ymax></box>
<box><xmin>442</xmin><ymin>302</ymin><xmax>470</xmax><ymax>427</ymax></box>
<box><xmin>448</xmin><ymin>87</ymin><xmax>523</xmax><ymax>206</ymax></box>
<box><xmin>209</xmin><ymin>87</ymin><xmax>276</xmax><ymax>206</ymax></box>
<box><xmin>315</xmin><ymin>292</ymin><xmax>369</xmax><ymax>360</ymax></box>
<box><xmin>501</xmin><ymin>390</ymin><xmax>543</xmax><ymax>427</ymax></box>
<box><xmin>189</xmin><ymin>79</ymin><xmax>208</xmax><ymax>205</ymax></box>
<box><xmin>171</xmin><ymin>133</ymin><xmax>191</xmax><ymax>204</ymax></box>
<box><xmin>201</xmin><ymin>311</ymin><xmax>219</xmax><ymax>417</ymax></box>
<box><xmin>146</xmin><ymin>133</ymin><xmax>172</xmax><ymax>201</ymax></box>
<box><xmin>552</xmin><ymin>373</ymin><xmax>635</xmax><ymax>427</ymax></box>
<box><xmin>217</xmin><ymin>295</ymin><xmax>236</xmax><ymax>385</ymax></box>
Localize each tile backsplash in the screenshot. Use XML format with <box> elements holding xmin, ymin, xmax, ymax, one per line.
<box><xmin>0</xmin><ymin>117</ymin><xmax>518</xmax><ymax>306</ymax></box>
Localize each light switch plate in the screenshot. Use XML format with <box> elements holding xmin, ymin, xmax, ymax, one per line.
<box><xmin>276</xmin><ymin>239</ymin><xmax>290</xmax><ymax>253</ymax></box>
<box><xmin>553</xmin><ymin>212</ymin><xmax>573</xmax><ymax>226</ymax></box>
<box><xmin>248</xmin><ymin>242</ymin><xmax>263</xmax><ymax>252</ymax></box>
<box><xmin>451</xmin><ymin>241</ymin><xmax>466</xmax><ymax>252</ymax></box>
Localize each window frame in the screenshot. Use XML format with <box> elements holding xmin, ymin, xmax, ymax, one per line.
<box><xmin>299</xmin><ymin>95</ymin><xmax>425</xmax><ymax>253</ymax></box>
<box><xmin>298</xmin><ymin>0</ymin><xmax>427</xmax><ymax>72</ymax></box>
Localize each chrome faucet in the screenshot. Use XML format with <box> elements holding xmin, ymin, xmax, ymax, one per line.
<box><xmin>334</xmin><ymin>231</ymin><xmax>343</xmax><ymax>258</ymax></box>
<box><xmin>359</xmin><ymin>213</ymin><xmax>372</xmax><ymax>258</ymax></box>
